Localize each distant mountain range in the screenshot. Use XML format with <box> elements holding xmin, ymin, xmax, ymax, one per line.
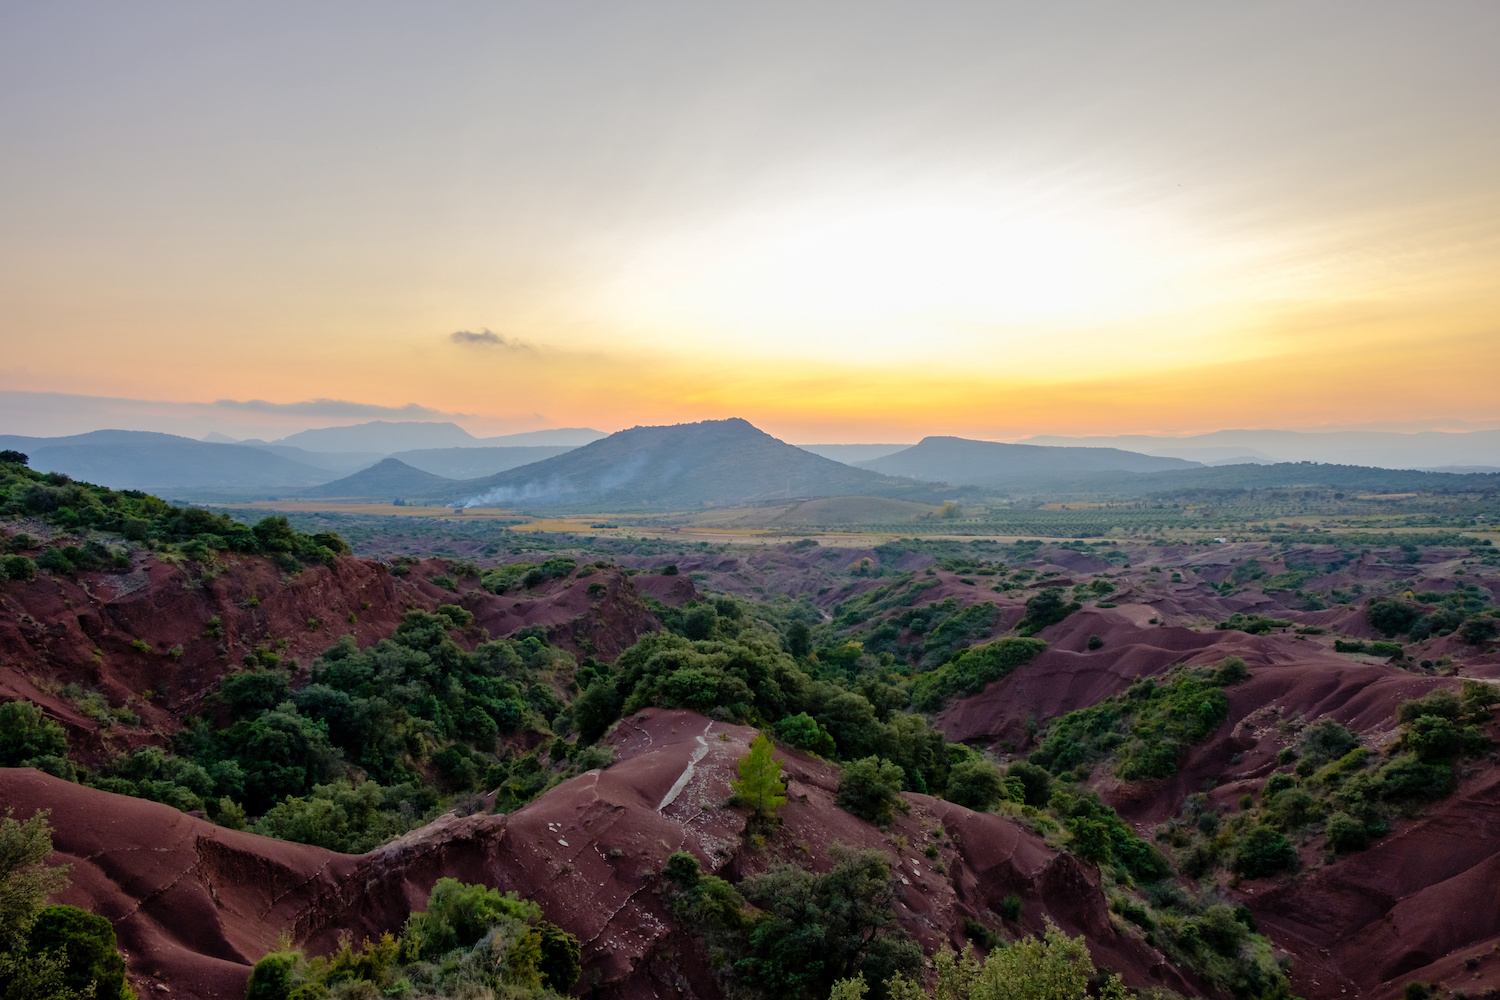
<box><xmin>4</xmin><ymin>419</ymin><xmax>1499</xmax><ymax>505</ymax></box>
<box><xmin>856</xmin><ymin>436</ymin><xmax>1200</xmax><ymax>483</ymax></box>
<box><xmin>437</xmin><ymin>418</ymin><xmax>938</xmax><ymax>510</ymax></box>
<box><xmin>252</xmin><ymin>421</ymin><xmax>606</xmax><ymax>453</ymax></box>
<box><xmin>0</xmin><ymin>430</ymin><xmax>332</xmax><ymax>488</ymax></box>
<box><xmin>1023</xmin><ymin>428</ymin><xmax>1500</xmax><ymax>469</ymax></box>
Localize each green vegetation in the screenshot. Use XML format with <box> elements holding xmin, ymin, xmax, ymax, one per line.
<box><xmin>732</xmin><ymin>734</ymin><xmax>787</xmax><ymax>823</ymax></box>
<box><xmin>664</xmin><ymin>845</ymin><xmax>922</xmax><ymax>1000</ymax></box>
<box><xmin>1028</xmin><ymin>664</ymin><xmax>1238</xmax><ymax>783</ymax></box>
<box><xmin>1216</xmin><ymin>614</ymin><xmax>1292</xmax><ymax>635</ymax></box>
<box><xmin>1015</xmin><ymin>588</ymin><xmax>1081</xmax><ymax>637</ymax></box>
<box><xmin>1160</xmin><ymin>683</ymin><xmax>1494</xmax><ymax>889</ymax></box>
<box><xmin>601</xmin><ymin>630</ymin><xmax>957</xmax><ymax>794</ymax></box>
<box><xmin>246</xmin><ymin>878</ymin><xmax>579</xmax><ymax>999</ymax></box>
<box><xmin>1364</xmin><ymin>587</ymin><xmax>1495</xmax><ymax>644</ymax></box>
<box><xmin>908</xmin><ymin>638</ymin><xmax>1046</xmax><ymax>712</ymax></box>
<box><xmin>479</xmin><ymin>557</ymin><xmax>578</xmax><ymax>594</ymax></box>
<box><xmin>0</xmin><ymin>702</ymin><xmax>69</xmax><ymax>772</ymax></box>
<box><xmin>874</xmin><ymin>922</ymin><xmax>1133</xmax><ymax>1000</ymax></box>
<box><xmin>837</xmin><ymin>757</ymin><xmax>908</xmax><ymax>827</ymax></box>
<box><xmin>0</xmin><ymin>452</ymin><xmax>348</xmax><ymax>573</ymax></box>
<box><xmin>22</xmin><ymin>608</ymin><xmax>594</xmax><ymax>851</ymax></box>
<box><xmin>0</xmin><ymin>810</ymin><xmax>134</xmax><ymax>1000</ymax></box>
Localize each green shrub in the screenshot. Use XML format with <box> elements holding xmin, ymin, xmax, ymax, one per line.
<box><xmin>1232</xmin><ymin>826</ymin><xmax>1297</xmax><ymax>878</ymax></box>
<box><xmin>1016</xmin><ymin>588</ymin><xmax>1080</xmax><ymax>636</ymax></box>
<box><xmin>1300</xmin><ymin>718</ymin><xmax>1360</xmax><ymax>766</ymax></box>
<box><xmin>908</xmin><ymin>637</ymin><xmax>1046</xmax><ymax>712</ymax></box>
<box><xmin>837</xmin><ymin>757</ymin><xmax>907</xmax><ymax>827</ymax></box>
<box><xmin>1005</xmin><ymin>760</ymin><xmax>1053</xmax><ymax>807</ymax></box>
<box><xmin>1324</xmin><ymin>811</ymin><xmax>1369</xmax><ymax>853</ymax></box>
<box><xmin>944</xmin><ymin>758</ymin><xmax>1006</xmax><ymax>811</ymax></box>
<box><xmin>0</xmin><ymin>554</ymin><xmax>36</xmax><ymax>582</ymax></box>
<box><xmin>0</xmin><ymin>702</ymin><xmax>69</xmax><ymax>768</ymax></box>
<box><xmin>774</xmin><ymin>712</ymin><xmax>837</xmax><ymax>757</ymax></box>
<box><xmin>1403</xmin><ymin>715</ymin><xmax>1463</xmax><ymax>763</ymax></box>
<box><xmin>537</xmin><ymin>920</ymin><xmax>581</xmax><ymax>992</ymax></box>
<box><xmin>26</xmin><ymin>905</ymin><xmax>132</xmax><ymax>1000</ymax></box>
<box><xmin>1263</xmin><ymin>773</ymin><xmax>1296</xmax><ymax>798</ymax></box>
<box><xmin>402</xmin><ymin>878</ymin><xmax>540</xmax><ymax>962</ymax></box>
<box><xmin>1214</xmin><ymin>656</ymin><xmax>1249</xmax><ymax>685</ymax></box>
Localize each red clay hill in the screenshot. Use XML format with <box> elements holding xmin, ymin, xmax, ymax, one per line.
<box><xmin>1</xmin><ymin>709</ymin><xmax>1191</xmax><ymax>1000</ymax></box>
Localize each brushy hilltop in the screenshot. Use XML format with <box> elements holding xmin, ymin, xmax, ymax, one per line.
<box><xmin>0</xmin><ymin>448</ymin><xmax>348</xmax><ymax>573</ymax></box>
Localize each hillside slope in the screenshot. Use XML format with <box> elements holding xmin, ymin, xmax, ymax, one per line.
<box><xmin>297</xmin><ymin>457</ymin><xmax>459</xmax><ymax>498</ymax></box>
<box><xmin>0</xmin><ymin>430</ymin><xmax>332</xmax><ymax>488</ymax></box>
<box><xmin>440</xmin><ymin>417</ymin><xmax>940</xmax><ymax>510</ymax></box>
<box><xmin>389</xmin><ymin>444</ymin><xmax>576</xmax><ymax>479</ymax></box>
<box><xmin>858</xmin><ymin>436</ymin><xmax>1201</xmax><ymax>483</ymax></box>
<box><xmin>0</xmin><ymin>708</ymin><xmax>1188</xmax><ymax>1000</ymax></box>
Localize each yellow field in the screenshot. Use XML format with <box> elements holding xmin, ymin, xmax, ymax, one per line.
<box><xmin>216</xmin><ymin>501</ymin><xmax>528</xmax><ymax>520</ymax></box>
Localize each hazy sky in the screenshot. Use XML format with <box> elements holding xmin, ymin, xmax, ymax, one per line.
<box><xmin>3</xmin><ymin>2</ymin><xmax>1498</xmax><ymax>441</ymax></box>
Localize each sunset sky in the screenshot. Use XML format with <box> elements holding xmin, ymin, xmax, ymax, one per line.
<box><xmin>2</xmin><ymin>2</ymin><xmax>1498</xmax><ymax>442</ymax></box>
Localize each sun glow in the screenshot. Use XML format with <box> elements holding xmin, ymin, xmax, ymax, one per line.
<box><xmin>593</xmin><ymin>183</ymin><xmax>1283</xmax><ymax>371</ymax></box>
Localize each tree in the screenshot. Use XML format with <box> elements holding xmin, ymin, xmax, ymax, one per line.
<box><xmin>945</xmin><ymin>758</ymin><xmax>1005</xmax><ymax>811</ymax></box>
<box><xmin>837</xmin><ymin>757</ymin><xmax>906</xmax><ymax>827</ymax></box>
<box><xmin>537</xmin><ymin>921</ymin><xmax>581</xmax><ymax>992</ymax></box>
<box><xmin>732</xmin><ymin>735</ymin><xmax>787</xmax><ymax>820</ymax></box>
<box><xmin>0</xmin><ymin>811</ymin><xmax>131</xmax><ymax>1000</ymax></box>
<box><xmin>0</xmin><ymin>703</ymin><xmax>68</xmax><ymax>768</ymax></box>
<box><xmin>881</xmin><ymin>922</ymin><xmax>1124</xmax><ymax>1000</ymax></box>
<box><xmin>0</xmin><ymin>811</ymin><xmax>71</xmax><ymax>950</ymax></box>
<box><xmin>26</xmin><ymin>906</ymin><xmax>133</xmax><ymax>1000</ymax></box>
<box><xmin>1016</xmin><ymin>589</ymin><xmax>1080</xmax><ymax>637</ymax></box>
<box><xmin>1232</xmin><ymin>826</ymin><xmax>1297</xmax><ymax>879</ymax></box>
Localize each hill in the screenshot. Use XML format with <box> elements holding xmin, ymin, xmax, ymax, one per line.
<box><xmin>438</xmin><ymin>417</ymin><xmax>940</xmax><ymax>510</ymax></box>
<box><xmin>298</xmin><ymin>457</ymin><xmax>459</xmax><ymax>498</ymax></box>
<box><xmin>0</xmin><ymin>429</ymin><xmax>331</xmax><ymax>488</ymax></box>
<box><xmin>390</xmin><ymin>445</ymin><xmax>576</xmax><ymax>479</ymax></box>
<box><xmin>858</xmin><ymin>435</ymin><xmax>1201</xmax><ymax>483</ymax></box>
<box><xmin>1027</xmin><ymin>427</ymin><xmax>1500</xmax><ymax>469</ymax></box>
<box><xmin>273</xmin><ymin>420</ymin><xmax>482</xmax><ymax>452</ymax></box>
<box><xmin>271</xmin><ymin>421</ymin><xmax>608</xmax><ymax>453</ymax></box>
<box><xmin>991</xmin><ymin>461</ymin><xmax>1500</xmax><ymax>497</ymax></box>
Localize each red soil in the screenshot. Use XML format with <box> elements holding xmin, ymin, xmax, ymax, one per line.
<box><xmin>0</xmin><ymin>550</ymin><xmax>664</xmax><ymax>762</ymax></box>
<box><xmin>1</xmin><ymin>708</ymin><xmax>1187</xmax><ymax>1000</ymax></box>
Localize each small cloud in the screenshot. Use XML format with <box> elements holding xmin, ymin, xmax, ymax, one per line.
<box><xmin>213</xmin><ymin>398</ymin><xmax>454</xmax><ymax>418</ymax></box>
<box><xmin>451</xmin><ymin>328</ymin><xmax>525</xmax><ymax>348</ymax></box>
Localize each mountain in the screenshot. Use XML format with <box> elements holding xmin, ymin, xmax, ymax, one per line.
<box><xmin>241</xmin><ymin>443</ymin><xmax>386</xmax><ymax>478</ymax></box>
<box><xmin>857</xmin><ymin>435</ymin><xmax>1201</xmax><ymax>484</ymax></box>
<box><xmin>1024</xmin><ymin>428</ymin><xmax>1500</xmax><ymax>469</ymax></box>
<box><xmin>271</xmin><ymin>421</ymin><xmax>609</xmax><ymax>454</ymax></box>
<box><xmin>298</xmin><ymin>457</ymin><xmax>459</xmax><ymax>498</ymax></box>
<box><xmin>1044</xmin><ymin>461</ymin><xmax>1500</xmax><ymax>495</ymax></box>
<box><xmin>0</xmin><ymin>430</ymin><xmax>331</xmax><ymax>488</ymax></box>
<box><xmin>439</xmin><ymin>418</ymin><xmax>937</xmax><ymax>509</ymax></box>
<box><xmin>390</xmin><ymin>445</ymin><xmax>576</xmax><ymax>479</ymax></box>
<box><xmin>273</xmin><ymin>420</ymin><xmax>480</xmax><ymax>453</ymax></box>
<box><xmin>796</xmin><ymin>443</ymin><xmax>914</xmax><ymax>464</ymax></box>
<box><xmin>475</xmin><ymin>427</ymin><xmax>606</xmax><ymax>447</ymax></box>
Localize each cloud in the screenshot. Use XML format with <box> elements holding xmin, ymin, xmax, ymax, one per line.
<box><xmin>213</xmin><ymin>398</ymin><xmax>455</xmax><ymax>418</ymax></box>
<box><xmin>450</xmin><ymin>328</ymin><xmax>526</xmax><ymax>349</ymax></box>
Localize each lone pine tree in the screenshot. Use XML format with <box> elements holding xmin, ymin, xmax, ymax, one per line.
<box><xmin>732</xmin><ymin>734</ymin><xmax>787</xmax><ymax>820</ymax></box>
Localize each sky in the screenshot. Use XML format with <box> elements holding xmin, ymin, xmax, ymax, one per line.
<box><xmin>2</xmin><ymin>1</ymin><xmax>1498</xmax><ymax>442</ymax></box>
